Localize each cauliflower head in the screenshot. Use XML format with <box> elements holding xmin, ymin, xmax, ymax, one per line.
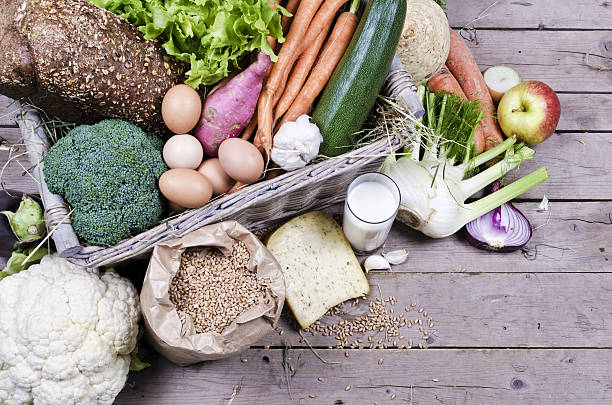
<box><xmin>0</xmin><ymin>255</ymin><xmax>140</xmax><ymax>405</ymax></box>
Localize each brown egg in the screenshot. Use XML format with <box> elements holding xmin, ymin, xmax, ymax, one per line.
<box><xmin>218</xmin><ymin>138</ymin><xmax>264</xmax><ymax>183</ymax></box>
<box><xmin>159</xmin><ymin>168</ymin><xmax>212</xmax><ymax>208</ymax></box>
<box><xmin>167</xmin><ymin>201</ymin><xmax>186</xmax><ymax>213</ymax></box>
<box><xmin>161</xmin><ymin>84</ymin><xmax>202</xmax><ymax>134</ymax></box>
<box><xmin>197</xmin><ymin>158</ymin><xmax>235</xmax><ymax>195</ymax></box>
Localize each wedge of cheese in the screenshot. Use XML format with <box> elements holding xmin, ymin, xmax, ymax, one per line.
<box><xmin>266</xmin><ymin>211</ymin><xmax>370</xmax><ymax>328</ymax></box>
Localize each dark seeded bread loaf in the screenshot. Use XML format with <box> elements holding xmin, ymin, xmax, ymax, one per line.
<box><xmin>0</xmin><ymin>0</ymin><xmax>185</xmax><ymax>133</ymax></box>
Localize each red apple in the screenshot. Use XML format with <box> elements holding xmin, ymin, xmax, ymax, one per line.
<box><xmin>497</xmin><ymin>80</ymin><xmax>561</xmax><ymax>145</ymax></box>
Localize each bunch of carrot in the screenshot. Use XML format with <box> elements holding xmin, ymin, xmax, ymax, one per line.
<box><xmin>252</xmin><ymin>0</ymin><xmax>360</xmax><ymax>158</ymax></box>
<box><xmin>228</xmin><ymin>0</ymin><xmax>361</xmax><ymax>193</ymax></box>
<box><xmin>428</xmin><ymin>28</ymin><xmax>504</xmax><ymax>153</ymax></box>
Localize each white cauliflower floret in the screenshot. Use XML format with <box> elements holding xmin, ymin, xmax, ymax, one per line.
<box><xmin>0</xmin><ymin>255</ymin><xmax>140</xmax><ymax>405</ymax></box>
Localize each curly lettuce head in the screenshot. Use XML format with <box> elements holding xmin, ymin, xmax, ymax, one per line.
<box><xmin>92</xmin><ymin>0</ymin><xmax>288</xmax><ymax>88</ymax></box>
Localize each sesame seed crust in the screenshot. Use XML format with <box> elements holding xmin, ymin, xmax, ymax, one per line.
<box><xmin>0</xmin><ymin>0</ymin><xmax>186</xmax><ymax>134</ymax></box>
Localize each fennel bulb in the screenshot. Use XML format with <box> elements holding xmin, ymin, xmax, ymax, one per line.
<box><xmin>381</xmin><ymin>136</ymin><xmax>549</xmax><ymax>238</ymax></box>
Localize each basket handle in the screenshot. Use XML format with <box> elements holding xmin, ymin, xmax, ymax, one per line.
<box><xmin>16</xmin><ymin>102</ymin><xmax>82</xmax><ymax>257</ymax></box>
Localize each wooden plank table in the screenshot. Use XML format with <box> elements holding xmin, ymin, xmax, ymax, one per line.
<box><xmin>1</xmin><ymin>1</ymin><xmax>611</xmax><ymax>403</ymax></box>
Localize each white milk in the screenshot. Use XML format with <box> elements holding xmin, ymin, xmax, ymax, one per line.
<box><xmin>343</xmin><ymin>174</ymin><xmax>400</xmax><ymax>252</ymax></box>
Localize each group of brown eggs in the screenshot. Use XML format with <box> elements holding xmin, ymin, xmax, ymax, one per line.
<box><xmin>157</xmin><ymin>84</ymin><xmax>265</xmax><ymax>210</ymax></box>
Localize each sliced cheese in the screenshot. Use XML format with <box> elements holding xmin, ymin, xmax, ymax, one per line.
<box><xmin>266</xmin><ymin>211</ymin><xmax>370</xmax><ymax>328</ymax></box>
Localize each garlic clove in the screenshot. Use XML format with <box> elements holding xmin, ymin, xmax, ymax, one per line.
<box><xmin>363</xmin><ymin>255</ymin><xmax>390</xmax><ymax>273</ymax></box>
<box><xmin>383</xmin><ymin>249</ymin><xmax>409</xmax><ymax>265</ymax></box>
<box><xmin>538</xmin><ymin>195</ymin><xmax>549</xmax><ymax>211</ymax></box>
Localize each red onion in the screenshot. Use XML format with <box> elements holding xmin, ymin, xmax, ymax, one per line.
<box><xmin>464</xmin><ymin>182</ymin><xmax>532</xmax><ymax>252</ymax></box>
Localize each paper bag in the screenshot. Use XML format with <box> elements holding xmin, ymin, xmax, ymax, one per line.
<box><xmin>140</xmin><ymin>221</ymin><xmax>285</xmax><ymax>366</ymax></box>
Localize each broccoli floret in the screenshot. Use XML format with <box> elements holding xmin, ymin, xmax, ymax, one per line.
<box><xmin>43</xmin><ymin>119</ymin><xmax>168</xmax><ymax>246</ymax></box>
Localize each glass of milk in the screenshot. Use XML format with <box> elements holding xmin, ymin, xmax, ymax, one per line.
<box><xmin>343</xmin><ymin>172</ymin><xmax>400</xmax><ymax>253</ymax></box>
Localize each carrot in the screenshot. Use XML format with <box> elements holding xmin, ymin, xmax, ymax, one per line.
<box><xmin>428</xmin><ymin>65</ymin><xmax>467</xmax><ymax>99</ymax></box>
<box><xmin>255</xmin><ymin>0</ymin><xmax>324</xmax><ymax>159</ymax></box>
<box><xmin>277</xmin><ymin>6</ymin><xmax>358</xmax><ymax>128</ymax></box>
<box><xmin>428</xmin><ymin>65</ymin><xmax>485</xmax><ymax>154</ymax></box>
<box><xmin>227</xmin><ymin>181</ymin><xmax>248</xmax><ymax>194</ymax></box>
<box><xmin>274</xmin><ymin>25</ymin><xmax>331</xmax><ymax>124</ymax></box>
<box><xmin>281</xmin><ymin>0</ymin><xmax>301</xmax><ymax>36</ymax></box>
<box><xmin>272</xmin><ymin>0</ymin><xmax>348</xmax><ymax>112</ymax></box>
<box><xmin>446</xmin><ymin>28</ymin><xmax>504</xmax><ymax>150</ymax></box>
<box><xmin>241</xmin><ymin>115</ymin><xmax>257</xmax><ymax>141</ymax></box>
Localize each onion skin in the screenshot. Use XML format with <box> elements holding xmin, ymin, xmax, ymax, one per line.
<box><xmin>464</xmin><ymin>181</ymin><xmax>532</xmax><ymax>252</ymax></box>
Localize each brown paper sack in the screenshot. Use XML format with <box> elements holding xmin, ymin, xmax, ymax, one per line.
<box><xmin>140</xmin><ymin>221</ymin><xmax>285</xmax><ymax>366</ymax></box>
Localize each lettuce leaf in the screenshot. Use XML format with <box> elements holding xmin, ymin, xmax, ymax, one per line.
<box><xmin>92</xmin><ymin>0</ymin><xmax>288</xmax><ymax>88</ymax></box>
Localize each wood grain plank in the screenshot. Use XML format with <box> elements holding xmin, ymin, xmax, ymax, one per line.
<box><xmin>115</xmin><ymin>348</ymin><xmax>612</xmax><ymax>404</ymax></box>
<box><xmin>456</xmin><ymin>30</ymin><xmax>612</xmax><ymax>93</ymax></box>
<box><xmin>368</xmin><ymin>201</ymin><xmax>612</xmax><ymax>273</ymax></box>
<box><xmin>0</xmin><ymin>95</ymin><xmax>19</xmax><ymax>127</ymax></box>
<box><xmin>557</xmin><ymin>95</ymin><xmax>612</xmax><ymax>132</ymax></box>
<box><xmin>0</xmin><ymin>128</ymin><xmax>39</xmax><ymax>194</ymax></box>
<box><xmin>257</xmin><ymin>272</ymin><xmax>612</xmax><ymax>348</ymax></box>
<box><xmin>513</xmin><ymin>132</ymin><xmax>612</xmax><ymax>199</ymax></box>
<box><xmin>447</xmin><ymin>0</ymin><xmax>612</xmax><ymax>30</ymax></box>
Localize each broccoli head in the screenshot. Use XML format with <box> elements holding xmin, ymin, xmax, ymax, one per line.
<box><xmin>43</xmin><ymin>119</ymin><xmax>168</xmax><ymax>246</ymax></box>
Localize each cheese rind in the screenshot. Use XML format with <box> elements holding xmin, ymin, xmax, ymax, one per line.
<box><xmin>266</xmin><ymin>211</ymin><xmax>370</xmax><ymax>328</ymax></box>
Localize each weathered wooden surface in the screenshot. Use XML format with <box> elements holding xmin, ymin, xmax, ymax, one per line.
<box><xmin>255</xmin><ymin>272</ymin><xmax>612</xmax><ymax>348</ymax></box>
<box><xmin>0</xmin><ymin>96</ymin><xmax>19</xmax><ymax>127</ymax></box>
<box><xmin>1</xmin><ymin>1</ymin><xmax>611</xmax><ymax>404</ymax></box>
<box><xmin>116</xmin><ymin>349</ymin><xmax>612</xmax><ymax>404</ymax></box>
<box><xmin>447</xmin><ymin>31</ymin><xmax>612</xmax><ymax>93</ymax></box>
<box><xmin>448</xmin><ymin>0</ymin><xmax>612</xmax><ymax>30</ymax></box>
<box><xmin>382</xmin><ymin>202</ymin><xmax>612</xmax><ymax>272</ymax></box>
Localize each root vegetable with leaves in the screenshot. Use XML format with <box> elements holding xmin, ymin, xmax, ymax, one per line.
<box><xmin>381</xmin><ymin>86</ymin><xmax>549</xmax><ymax>238</ymax></box>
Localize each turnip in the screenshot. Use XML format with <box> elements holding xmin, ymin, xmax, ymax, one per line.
<box><xmin>195</xmin><ymin>52</ymin><xmax>271</xmax><ymax>156</ymax></box>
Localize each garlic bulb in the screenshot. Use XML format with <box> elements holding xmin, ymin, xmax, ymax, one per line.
<box><xmin>271</xmin><ymin>115</ymin><xmax>323</xmax><ymax>171</ymax></box>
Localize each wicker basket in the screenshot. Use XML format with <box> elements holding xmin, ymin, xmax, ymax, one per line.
<box><xmin>16</xmin><ymin>61</ymin><xmax>420</xmax><ymax>267</ymax></box>
<box><xmin>18</xmin><ymin>103</ymin><xmax>408</xmax><ymax>267</ymax></box>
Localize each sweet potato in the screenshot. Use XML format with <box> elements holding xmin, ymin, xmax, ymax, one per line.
<box><xmin>195</xmin><ymin>52</ymin><xmax>271</xmax><ymax>157</ymax></box>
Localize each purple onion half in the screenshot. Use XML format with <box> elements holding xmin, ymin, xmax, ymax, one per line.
<box><xmin>465</xmin><ymin>183</ymin><xmax>533</xmax><ymax>252</ymax></box>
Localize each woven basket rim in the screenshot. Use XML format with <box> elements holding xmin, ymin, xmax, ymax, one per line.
<box><xmin>17</xmin><ymin>102</ymin><xmax>406</xmax><ymax>266</ymax></box>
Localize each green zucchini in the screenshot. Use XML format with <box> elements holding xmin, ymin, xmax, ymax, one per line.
<box><xmin>313</xmin><ymin>0</ymin><xmax>406</xmax><ymax>157</ymax></box>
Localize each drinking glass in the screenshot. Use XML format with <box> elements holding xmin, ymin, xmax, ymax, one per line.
<box><xmin>342</xmin><ymin>172</ymin><xmax>400</xmax><ymax>253</ymax></box>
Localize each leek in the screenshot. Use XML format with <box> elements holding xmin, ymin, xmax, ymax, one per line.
<box><xmin>381</xmin><ymin>87</ymin><xmax>549</xmax><ymax>238</ymax></box>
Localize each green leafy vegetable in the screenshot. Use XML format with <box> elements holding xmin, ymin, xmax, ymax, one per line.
<box><xmin>92</xmin><ymin>0</ymin><xmax>288</xmax><ymax>88</ymax></box>
<box><xmin>421</xmin><ymin>88</ymin><xmax>483</xmax><ymax>164</ymax></box>
<box><xmin>0</xmin><ymin>247</ymin><xmax>49</xmax><ymax>281</ymax></box>
<box><xmin>129</xmin><ymin>326</ymin><xmax>151</xmax><ymax>372</ymax></box>
<box><xmin>1</xmin><ymin>196</ymin><xmax>46</xmax><ymax>243</ymax></box>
